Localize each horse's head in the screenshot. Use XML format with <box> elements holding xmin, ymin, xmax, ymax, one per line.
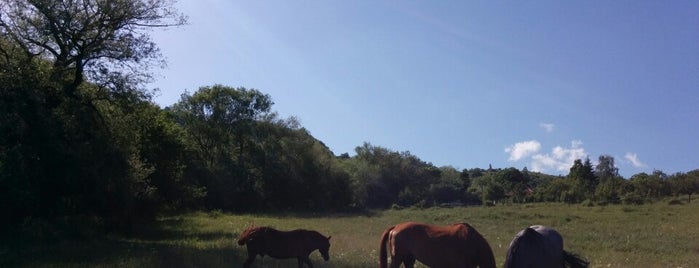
<box><xmin>237</xmin><ymin>225</ymin><xmax>260</xmax><ymax>246</ymax></box>
<box><xmin>318</xmin><ymin>235</ymin><xmax>331</xmax><ymax>261</ymax></box>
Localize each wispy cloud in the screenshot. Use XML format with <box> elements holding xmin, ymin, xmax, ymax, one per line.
<box><xmin>505</xmin><ymin>140</ymin><xmax>542</xmax><ymax>161</ymax></box>
<box><xmin>530</xmin><ymin>140</ymin><xmax>587</xmax><ymax>173</ymax></box>
<box><xmin>625</xmin><ymin>153</ymin><xmax>647</xmax><ymax>168</ymax></box>
<box><xmin>539</xmin><ymin>123</ymin><xmax>555</xmax><ymax>133</ymax></box>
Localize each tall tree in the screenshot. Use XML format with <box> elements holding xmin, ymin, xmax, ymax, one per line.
<box><xmin>495</xmin><ymin>168</ymin><xmax>529</xmax><ymax>203</ymax></box>
<box><xmin>627</xmin><ymin>170</ymin><xmax>668</xmax><ymax>203</ymax></box>
<box><xmin>345</xmin><ymin>143</ymin><xmax>439</xmax><ymax>208</ymax></box>
<box><xmin>567</xmin><ymin>158</ymin><xmax>596</xmax><ymax>202</ymax></box>
<box><xmin>0</xmin><ymin>0</ymin><xmax>186</xmax><ymax>226</ymax></box>
<box><xmin>169</xmin><ymin>85</ymin><xmax>273</xmax><ymax>210</ymax></box>
<box><xmin>0</xmin><ymin>0</ymin><xmax>186</xmax><ymax>97</ymax></box>
<box><xmin>170</xmin><ymin>85</ymin><xmax>273</xmax><ymax>168</ymax></box>
<box><xmin>595</xmin><ymin>155</ymin><xmax>619</xmax><ymax>183</ymax></box>
<box><xmin>669</xmin><ymin>172</ymin><xmax>692</xmax><ymax>202</ymax></box>
<box><xmin>681</xmin><ymin>169</ymin><xmax>699</xmax><ymax>203</ymax></box>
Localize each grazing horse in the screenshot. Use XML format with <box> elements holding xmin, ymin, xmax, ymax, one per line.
<box><xmin>379</xmin><ymin>222</ymin><xmax>496</xmax><ymax>268</ymax></box>
<box><xmin>237</xmin><ymin>225</ymin><xmax>331</xmax><ymax>268</ymax></box>
<box><xmin>504</xmin><ymin>225</ymin><xmax>589</xmax><ymax>268</ymax></box>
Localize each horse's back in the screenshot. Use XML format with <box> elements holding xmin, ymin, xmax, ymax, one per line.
<box><xmin>244</xmin><ymin>228</ymin><xmax>319</xmax><ymax>258</ymax></box>
<box><xmin>389</xmin><ymin>222</ymin><xmax>492</xmax><ymax>268</ymax></box>
<box><xmin>506</xmin><ymin>225</ymin><xmax>565</xmax><ymax>268</ymax></box>
<box><xmin>529</xmin><ymin>225</ymin><xmax>564</xmax><ymax>254</ymax></box>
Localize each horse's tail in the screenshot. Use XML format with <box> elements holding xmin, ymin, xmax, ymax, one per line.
<box><xmin>563</xmin><ymin>250</ymin><xmax>589</xmax><ymax>268</ymax></box>
<box><xmin>378</xmin><ymin>225</ymin><xmax>394</xmax><ymax>268</ymax></box>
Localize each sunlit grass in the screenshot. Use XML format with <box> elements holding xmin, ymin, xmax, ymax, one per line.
<box><xmin>4</xmin><ymin>199</ymin><xmax>698</xmax><ymax>267</ymax></box>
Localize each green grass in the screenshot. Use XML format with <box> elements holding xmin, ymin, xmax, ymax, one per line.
<box><xmin>3</xmin><ymin>200</ymin><xmax>698</xmax><ymax>267</ymax></box>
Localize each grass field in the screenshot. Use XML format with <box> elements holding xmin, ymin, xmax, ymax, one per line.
<box><xmin>3</xmin><ymin>200</ymin><xmax>698</xmax><ymax>267</ymax></box>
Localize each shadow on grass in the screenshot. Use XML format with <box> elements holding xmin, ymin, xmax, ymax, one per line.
<box><xmin>0</xmin><ymin>218</ymin><xmax>244</xmax><ymax>267</ymax></box>
<box><xmin>0</xmin><ymin>216</ymin><xmax>341</xmax><ymax>267</ymax></box>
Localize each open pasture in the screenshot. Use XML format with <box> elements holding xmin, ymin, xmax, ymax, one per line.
<box><xmin>4</xmin><ymin>201</ymin><xmax>698</xmax><ymax>267</ymax></box>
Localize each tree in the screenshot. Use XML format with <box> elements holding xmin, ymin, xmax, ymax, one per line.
<box><xmin>1</xmin><ymin>0</ymin><xmax>187</xmax><ymax>227</ymax></box>
<box><xmin>592</xmin><ymin>155</ymin><xmax>625</xmax><ymax>204</ymax></box>
<box><xmin>169</xmin><ymin>85</ymin><xmax>273</xmax><ymax>210</ymax></box>
<box><xmin>682</xmin><ymin>169</ymin><xmax>699</xmax><ymax>203</ymax></box>
<box><xmin>595</xmin><ymin>176</ymin><xmax>625</xmax><ymax>204</ymax></box>
<box><xmin>669</xmin><ymin>172</ymin><xmax>693</xmax><ymax>203</ymax></box>
<box><xmin>0</xmin><ymin>0</ymin><xmax>186</xmax><ymax>97</ymax></box>
<box><xmin>254</xmin><ymin>117</ymin><xmax>351</xmax><ymax>211</ymax></box>
<box><xmin>0</xmin><ymin>36</ymin><xmax>54</xmax><ymax>224</ymax></box>
<box><xmin>534</xmin><ymin>177</ymin><xmax>573</xmax><ymax>203</ymax></box>
<box><xmin>344</xmin><ymin>143</ymin><xmax>439</xmax><ymax>208</ymax></box>
<box><xmin>170</xmin><ymin>85</ymin><xmax>273</xmax><ymax>169</ymax></box>
<box><xmin>427</xmin><ymin>166</ymin><xmax>466</xmax><ymax>205</ymax></box>
<box><xmin>627</xmin><ymin>171</ymin><xmax>668</xmax><ymax>203</ymax></box>
<box><xmin>567</xmin><ymin>158</ymin><xmax>596</xmax><ymax>202</ymax></box>
<box><xmin>119</xmin><ymin>101</ymin><xmax>206</xmax><ymax>211</ymax></box>
<box><xmin>495</xmin><ymin>168</ymin><xmax>529</xmax><ymax>203</ymax></box>
<box><xmin>595</xmin><ymin>155</ymin><xmax>619</xmax><ymax>183</ymax></box>
<box><xmin>469</xmin><ymin>172</ymin><xmax>504</xmax><ymax>205</ymax></box>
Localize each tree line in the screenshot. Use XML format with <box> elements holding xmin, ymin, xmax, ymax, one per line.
<box><xmin>1</xmin><ymin>0</ymin><xmax>698</xmax><ymax>229</ymax></box>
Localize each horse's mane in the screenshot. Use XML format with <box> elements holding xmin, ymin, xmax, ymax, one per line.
<box><xmin>504</xmin><ymin>227</ymin><xmax>543</xmax><ymax>267</ymax></box>
<box><xmin>237</xmin><ymin>225</ymin><xmax>270</xmax><ymax>245</ymax></box>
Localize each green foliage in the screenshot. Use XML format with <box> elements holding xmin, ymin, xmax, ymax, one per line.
<box><xmin>626</xmin><ymin>171</ymin><xmax>671</xmax><ymax>202</ymax></box>
<box><xmin>342</xmin><ymin>143</ymin><xmax>441</xmax><ymax>208</ymax></box>
<box><xmin>594</xmin><ymin>175</ymin><xmax>624</xmax><ymax>204</ymax></box>
<box><xmin>167</xmin><ymin>85</ymin><xmax>352</xmax><ymax>212</ymax></box>
<box><xmin>567</xmin><ymin>158</ymin><xmax>597</xmax><ymax>202</ymax></box>
<box><xmin>595</xmin><ymin>155</ymin><xmax>619</xmax><ymax>183</ymax></box>
<box><xmin>0</xmin><ymin>0</ymin><xmax>186</xmax><ymax>97</ymax></box>
<box><xmin>0</xmin><ymin>0</ymin><xmax>195</xmax><ymax>228</ymax></box>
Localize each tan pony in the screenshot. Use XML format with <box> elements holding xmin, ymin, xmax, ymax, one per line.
<box><xmin>379</xmin><ymin>222</ymin><xmax>496</xmax><ymax>268</ymax></box>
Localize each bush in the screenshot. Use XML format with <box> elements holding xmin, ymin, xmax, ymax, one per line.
<box><xmin>622</xmin><ymin>193</ymin><xmax>645</xmax><ymax>205</ymax></box>
<box><xmin>581</xmin><ymin>199</ymin><xmax>595</xmax><ymax>207</ymax></box>
<box><xmin>668</xmin><ymin>199</ymin><xmax>684</xmax><ymax>205</ymax></box>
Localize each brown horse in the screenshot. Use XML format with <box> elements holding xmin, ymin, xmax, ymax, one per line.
<box><xmin>379</xmin><ymin>222</ymin><xmax>496</xmax><ymax>268</ymax></box>
<box><xmin>237</xmin><ymin>225</ymin><xmax>331</xmax><ymax>268</ymax></box>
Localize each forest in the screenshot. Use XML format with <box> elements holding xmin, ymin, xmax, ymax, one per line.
<box><xmin>2</xmin><ymin>0</ymin><xmax>698</xmax><ymax>231</ymax></box>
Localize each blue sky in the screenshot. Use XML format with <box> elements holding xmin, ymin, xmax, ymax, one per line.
<box><xmin>149</xmin><ymin>1</ymin><xmax>699</xmax><ymax>178</ymax></box>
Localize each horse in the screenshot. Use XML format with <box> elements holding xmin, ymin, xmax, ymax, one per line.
<box><xmin>237</xmin><ymin>225</ymin><xmax>331</xmax><ymax>268</ymax></box>
<box><xmin>379</xmin><ymin>222</ymin><xmax>496</xmax><ymax>268</ymax></box>
<box><xmin>504</xmin><ymin>225</ymin><xmax>589</xmax><ymax>268</ymax></box>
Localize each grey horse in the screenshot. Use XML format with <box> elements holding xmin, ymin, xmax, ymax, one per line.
<box><xmin>504</xmin><ymin>225</ymin><xmax>589</xmax><ymax>268</ymax></box>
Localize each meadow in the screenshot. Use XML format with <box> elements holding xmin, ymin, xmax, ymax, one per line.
<box><xmin>3</xmin><ymin>200</ymin><xmax>698</xmax><ymax>268</ymax></box>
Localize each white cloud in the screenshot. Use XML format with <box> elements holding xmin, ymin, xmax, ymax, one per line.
<box><xmin>625</xmin><ymin>153</ymin><xmax>647</xmax><ymax>168</ymax></box>
<box><xmin>505</xmin><ymin>140</ymin><xmax>542</xmax><ymax>161</ymax></box>
<box><xmin>539</xmin><ymin>123</ymin><xmax>555</xmax><ymax>133</ymax></box>
<box><xmin>529</xmin><ymin>140</ymin><xmax>587</xmax><ymax>173</ymax></box>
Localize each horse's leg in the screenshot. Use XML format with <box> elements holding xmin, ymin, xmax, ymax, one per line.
<box><xmin>242</xmin><ymin>251</ymin><xmax>256</xmax><ymax>268</ymax></box>
<box><xmin>297</xmin><ymin>256</ymin><xmax>313</xmax><ymax>268</ymax></box>
<box><xmin>389</xmin><ymin>256</ymin><xmax>402</xmax><ymax>268</ymax></box>
<box><xmin>403</xmin><ymin>255</ymin><xmax>416</xmax><ymax>268</ymax></box>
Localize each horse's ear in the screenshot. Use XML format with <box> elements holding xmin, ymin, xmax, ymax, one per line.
<box><xmin>327</xmin><ymin>236</ymin><xmax>332</xmax><ymax>241</ymax></box>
